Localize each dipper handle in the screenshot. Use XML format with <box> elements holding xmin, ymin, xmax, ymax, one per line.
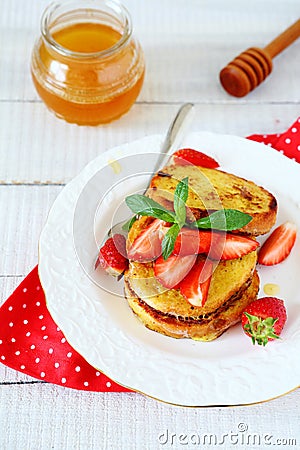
<box><xmin>264</xmin><ymin>18</ymin><xmax>300</xmax><ymax>58</ymax></box>
<box><xmin>220</xmin><ymin>18</ymin><xmax>300</xmax><ymax>97</ymax></box>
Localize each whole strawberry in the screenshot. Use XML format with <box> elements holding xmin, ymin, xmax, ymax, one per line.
<box><xmin>172</xmin><ymin>148</ymin><xmax>219</xmax><ymax>168</ymax></box>
<box><xmin>241</xmin><ymin>297</ymin><xmax>287</xmax><ymax>346</ymax></box>
<box><xmin>95</xmin><ymin>234</ymin><xmax>128</xmax><ymax>277</ymax></box>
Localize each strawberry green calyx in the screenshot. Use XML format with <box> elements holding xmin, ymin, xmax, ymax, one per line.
<box><xmin>243</xmin><ymin>312</ymin><xmax>280</xmax><ymax>346</ymax></box>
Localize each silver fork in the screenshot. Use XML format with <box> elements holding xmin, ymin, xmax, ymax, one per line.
<box><xmin>107</xmin><ymin>102</ymin><xmax>195</xmax><ymax>238</ymax></box>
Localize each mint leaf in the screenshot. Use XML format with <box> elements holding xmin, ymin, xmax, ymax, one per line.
<box><xmin>162</xmin><ymin>223</ymin><xmax>180</xmax><ymax>260</ymax></box>
<box><xmin>125</xmin><ymin>195</ymin><xmax>176</xmax><ymax>223</ymax></box>
<box><xmin>122</xmin><ymin>216</ymin><xmax>137</xmax><ymax>232</ymax></box>
<box><xmin>194</xmin><ymin>209</ymin><xmax>252</xmax><ymax>231</ymax></box>
<box><xmin>174</xmin><ymin>177</ymin><xmax>188</xmax><ymax>228</ymax></box>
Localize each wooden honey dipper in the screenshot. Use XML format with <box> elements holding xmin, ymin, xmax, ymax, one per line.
<box><xmin>220</xmin><ymin>18</ymin><xmax>300</xmax><ymax>97</ymax></box>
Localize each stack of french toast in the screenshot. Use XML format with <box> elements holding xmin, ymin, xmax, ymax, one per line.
<box><xmin>124</xmin><ymin>159</ymin><xmax>277</xmax><ymax>341</ymax></box>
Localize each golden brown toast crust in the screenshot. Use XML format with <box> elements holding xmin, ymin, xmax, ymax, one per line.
<box><xmin>125</xmin><ymin>270</ymin><xmax>260</xmax><ymax>341</ymax></box>
<box><xmin>123</xmin><ymin>161</ymin><xmax>271</xmax><ymax>340</ymax></box>
<box><xmin>147</xmin><ymin>165</ymin><xmax>277</xmax><ymax>236</ymax></box>
<box><xmin>126</xmin><ymin>216</ymin><xmax>258</xmax><ymax>317</ymax></box>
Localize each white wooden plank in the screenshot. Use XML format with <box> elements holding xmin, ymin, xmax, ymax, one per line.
<box><xmin>1</xmin><ymin>275</ymin><xmax>300</xmax><ymax>435</ymax></box>
<box><xmin>0</xmin><ymin>186</ymin><xmax>62</xmax><ymax>276</ymax></box>
<box><xmin>0</xmin><ymin>276</ymin><xmax>25</xmax><ymax>309</ymax></box>
<box><xmin>0</xmin><ymin>0</ymin><xmax>299</xmax><ymax>102</ymax></box>
<box><xmin>0</xmin><ymin>0</ymin><xmax>299</xmax><ymax>444</ymax></box>
<box><xmin>0</xmin><ymin>102</ymin><xmax>299</xmax><ymax>184</ymax></box>
<box><xmin>0</xmin><ymin>383</ymin><xmax>299</xmax><ymax>449</ymax></box>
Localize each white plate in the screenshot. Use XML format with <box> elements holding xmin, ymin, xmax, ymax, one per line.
<box><xmin>39</xmin><ymin>132</ymin><xmax>300</xmax><ymax>406</ymax></box>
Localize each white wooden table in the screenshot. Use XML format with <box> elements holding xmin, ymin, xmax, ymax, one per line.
<box><xmin>1</xmin><ymin>1</ymin><xmax>300</xmax><ymax>448</ymax></box>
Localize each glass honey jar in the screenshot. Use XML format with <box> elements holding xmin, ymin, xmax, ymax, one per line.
<box><xmin>31</xmin><ymin>0</ymin><xmax>145</xmax><ymax>125</ymax></box>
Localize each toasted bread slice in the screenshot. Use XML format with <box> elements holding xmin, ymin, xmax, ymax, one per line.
<box><xmin>125</xmin><ymin>270</ymin><xmax>259</xmax><ymax>341</ymax></box>
<box><xmin>125</xmin><ymin>251</ymin><xmax>257</xmax><ymax>318</ymax></box>
<box><xmin>125</xmin><ymin>216</ymin><xmax>257</xmax><ymax>317</ymax></box>
<box><xmin>147</xmin><ymin>165</ymin><xmax>277</xmax><ymax>235</ymax></box>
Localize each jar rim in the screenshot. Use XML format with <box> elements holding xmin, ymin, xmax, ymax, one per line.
<box><xmin>41</xmin><ymin>0</ymin><xmax>133</xmax><ymax>59</ymax></box>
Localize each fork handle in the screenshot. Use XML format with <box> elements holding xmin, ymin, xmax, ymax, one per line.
<box><xmin>150</xmin><ymin>103</ymin><xmax>194</xmax><ymax>179</ymax></box>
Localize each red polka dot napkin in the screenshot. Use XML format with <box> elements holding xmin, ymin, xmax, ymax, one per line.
<box><xmin>247</xmin><ymin>117</ymin><xmax>300</xmax><ymax>159</ymax></box>
<box><xmin>0</xmin><ymin>117</ymin><xmax>299</xmax><ymax>392</ymax></box>
<box><xmin>0</xmin><ymin>267</ymin><xmax>130</xmax><ymax>391</ymax></box>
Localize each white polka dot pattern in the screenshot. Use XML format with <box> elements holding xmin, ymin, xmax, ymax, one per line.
<box><xmin>248</xmin><ymin>117</ymin><xmax>300</xmax><ymax>163</ymax></box>
<box><xmin>0</xmin><ymin>268</ymin><xmax>128</xmax><ymax>392</ymax></box>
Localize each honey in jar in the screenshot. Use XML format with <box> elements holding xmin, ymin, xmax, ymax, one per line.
<box><xmin>31</xmin><ymin>0</ymin><xmax>145</xmax><ymax>125</ymax></box>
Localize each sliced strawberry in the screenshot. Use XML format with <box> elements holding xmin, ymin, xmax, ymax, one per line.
<box><xmin>173</xmin><ymin>228</ymin><xmax>259</xmax><ymax>260</ymax></box>
<box><xmin>154</xmin><ymin>254</ymin><xmax>196</xmax><ymax>289</ymax></box>
<box><xmin>172</xmin><ymin>148</ymin><xmax>219</xmax><ymax>168</ymax></box>
<box><xmin>96</xmin><ymin>234</ymin><xmax>128</xmax><ymax>277</ymax></box>
<box><xmin>173</xmin><ymin>228</ymin><xmax>211</xmax><ymax>255</ymax></box>
<box><xmin>179</xmin><ymin>258</ymin><xmax>213</xmax><ymax>307</ymax></box>
<box><xmin>127</xmin><ymin>219</ymin><xmax>170</xmax><ymax>262</ymax></box>
<box><xmin>242</xmin><ymin>297</ymin><xmax>287</xmax><ymax>346</ymax></box>
<box><xmin>215</xmin><ymin>233</ymin><xmax>259</xmax><ymax>260</ymax></box>
<box><xmin>258</xmin><ymin>222</ymin><xmax>297</xmax><ymax>266</ymax></box>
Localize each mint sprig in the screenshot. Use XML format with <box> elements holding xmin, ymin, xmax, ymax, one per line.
<box><xmin>125</xmin><ymin>177</ymin><xmax>252</xmax><ymax>259</ymax></box>
<box><xmin>162</xmin><ymin>223</ymin><xmax>181</xmax><ymax>260</ymax></box>
<box><xmin>173</xmin><ymin>176</ymin><xmax>188</xmax><ymax>228</ymax></box>
<box><xmin>194</xmin><ymin>209</ymin><xmax>252</xmax><ymax>231</ymax></box>
<box><xmin>125</xmin><ymin>195</ymin><xmax>176</xmax><ymax>223</ymax></box>
<box><xmin>125</xmin><ymin>178</ymin><xmax>190</xmax><ymax>259</ymax></box>
<box><xmin>122</xmin><ymin>216</ymin><xmax>138</xmax><ymax>232</ymax></box>
<box><xmin>161</xmin><ymin>177</ymin><xmax>189</xmax><ymax>258</ymax></box>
